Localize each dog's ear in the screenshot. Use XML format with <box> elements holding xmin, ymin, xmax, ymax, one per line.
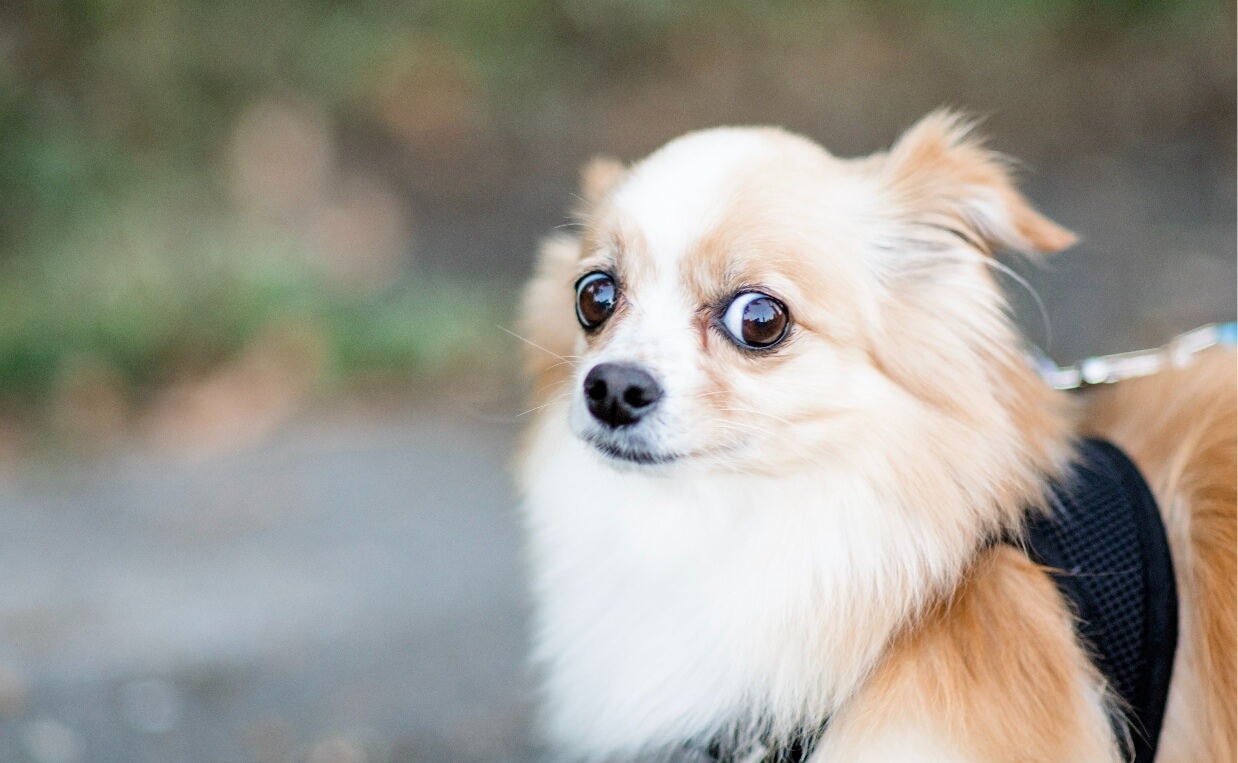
<box><xmin>515</xmin><ymin>157</ymin><xmax>623</xmax><ymax>387</ymax></box>
<box><xmin>519</xmin><ymin>233</ymin><xmax>582</xmax><ymax>393</ymax></box>
<box><xmin>881</xmin><ymin>110</ymin><xmax>1075</xmax><ymax>255</ymax></box>
<box><xmin>579</xmin><ymin>156</ymin><xmax>625</xmax><ymax>203</ymax></box>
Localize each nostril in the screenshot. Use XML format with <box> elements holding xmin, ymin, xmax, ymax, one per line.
<box><xmin>586</xmin><ymin>378</ymin><xmax>608</xmax><ymax>401</ymax></box>
<box><xmin>623</xmin><ymin>386</ymin><xmax>650</xmax><ymax>408</ymax></box>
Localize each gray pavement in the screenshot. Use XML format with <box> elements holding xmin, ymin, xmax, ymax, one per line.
<box><xmin>0</xmin><ymin>413</ymin><xmax>535</xmax><ymax>762</ymax></box>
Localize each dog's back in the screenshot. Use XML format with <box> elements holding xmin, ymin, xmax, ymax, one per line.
<box><xmin>1083</xmin><ymin>349</ymin><xmax>1236</xmax><ymax>762</ymax></box>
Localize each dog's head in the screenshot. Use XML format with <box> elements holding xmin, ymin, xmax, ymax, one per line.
<box><xmin>522</xmin><ymin>112</ymin><xmax>1074</xmax><ymax>492</ymax></box>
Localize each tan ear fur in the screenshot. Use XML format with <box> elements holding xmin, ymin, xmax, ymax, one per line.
<box><xmin>517</xmin><ymin>232</ymin><xmax>582</xmax><ymax>411</ymax></box>
<box><xmin>883</xmin><ymin>110</ymin><xmax>1076</xmax><ymax>255</ymax></box>
<box><xmin>515</xmin><ymin>158</ymin><xmax>622</xmax><ymax>411</ymax></box>
<box><xmin>579</xmin><ymin>156</ymin><xmax>625</xmax><ymax>203</ymax></box>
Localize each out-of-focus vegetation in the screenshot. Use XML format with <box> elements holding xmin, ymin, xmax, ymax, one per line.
<box><xmin>1</xmin><ymin>0</ymin><xmax>540</xmax><ymax>434</ymax></box>
<box><xmin>3</xmin><ymin>0</ymin><xmax>1225</xmax><ymax>237</ymax></box>
<box><xmin>0</xmin><ymin>0</ymin><xmax>1230</xmax><ymax>441</ymax></box>
<box><xmin>0</xmin><ymin>246</ymin><xmax>504</xmax><ymax>406</ymax></box>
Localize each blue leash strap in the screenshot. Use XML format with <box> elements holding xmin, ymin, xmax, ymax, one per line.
<box><xmin>1030</xmin><ymin>321</ymin><xmax>1237</xmax><ymax>391</ymax></box>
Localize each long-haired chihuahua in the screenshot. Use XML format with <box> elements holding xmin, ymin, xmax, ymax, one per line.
<box><xmin>516</xmin><ymin>112</ymin><xmax>1235</xmax><ymax>762</ymax></box>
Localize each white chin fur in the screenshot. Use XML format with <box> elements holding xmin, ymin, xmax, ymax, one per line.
<box><xmin>521</xmin><ymin>405</ymin><xmax>964</xmax><ymax>760</ymax></box>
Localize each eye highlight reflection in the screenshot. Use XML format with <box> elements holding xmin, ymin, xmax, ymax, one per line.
<box><xmin>721</xmin><ymin>292</ymin><xmax>790</xmax><ymax>349</ymax></box>
<box><xmin>575</xmin><ymin>272</ymin><xmax>618</xmax><ymax>330</ymax></box>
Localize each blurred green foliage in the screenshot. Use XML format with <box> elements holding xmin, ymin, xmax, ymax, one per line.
<box><xmin>0</xmin><ymin>0</ymin><xmax>530</xmax><ymax>415</ymax></box>
<box><xmin>0</xmin><ymin>0</ymin><xmax>1221</xmax><ymax>247</ymax></box>
<box><xmin>0</xmin><ymin>0</ymin><xmax>1225</xmax><ymax>418</ymax></box>
<box><xmin>0</xmin><ymin>235</ymin><xmax>506</xmax><ymax>410</ymax></box>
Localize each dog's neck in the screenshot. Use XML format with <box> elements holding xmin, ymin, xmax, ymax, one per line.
<box><xmin>521</xmin><ymin>383</ymin><xmax>1072</xmax><ymax>760</ymax></box>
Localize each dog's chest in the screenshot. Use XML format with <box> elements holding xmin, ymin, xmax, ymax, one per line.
<box><xmin>521</xmin><ymin>434</ymin><xmax>898</xmax><ymax>754</ymax></box>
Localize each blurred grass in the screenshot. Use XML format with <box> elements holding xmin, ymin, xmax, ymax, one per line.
<box><xmin>0</xmin><ymin>0</ymin><xmax>1228</xmax><ymax>421</ymax></box>
<box><xmin>2</xmin><ymin>0</ymin><xmax>1223</xmax><ymax>244</ymax></box>
<box><xmin>0</xmin><ymin>254</ymin><xmax>506</xmax><ymax>405</ymax></box>
<box><xmin>0</xmin><ymin>226</ymin><xmax>508</xmax><ymax>417</ymax></box>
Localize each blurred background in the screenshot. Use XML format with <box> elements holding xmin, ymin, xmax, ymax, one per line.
<box><xmin>0</xmin><ymin>1</ymin><xmax>1232</xmax><ymax>761</ymax></box>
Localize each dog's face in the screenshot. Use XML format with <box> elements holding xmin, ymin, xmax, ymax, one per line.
<box><xmin>524</xmin><ymin>113</ymin><xmax>1075</xmax><ymax>477</ymax></box>
<box><xmin>562</xmin><ymin>128</ymin><xmax>888</xmax><ymax>473</ymax></box>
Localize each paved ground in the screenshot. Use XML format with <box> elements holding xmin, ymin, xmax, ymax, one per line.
<box><xmin>0</xmin><ymin>149</ymin><xmax>1231</xmax><ymax>763</ymax></box>
<box><xmin>0</xmin><ymin>413</ymin><xmax>536</xmax><ymax>762</ymax></box>
<box><xmin>1005</xmin><ymin>147</ymin><xmax>1235</xmax><ymax>363</ymax></box>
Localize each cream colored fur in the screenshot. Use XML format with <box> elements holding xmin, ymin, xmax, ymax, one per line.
<box><xmin>516</xmin><ymin>111</ymin><xmax>1235</xmax><ymax>762</ymax></box>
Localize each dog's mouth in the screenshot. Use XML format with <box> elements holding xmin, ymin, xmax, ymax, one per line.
<box><xmin>586</xmin><ymin>437</ymin><xmax>682</xmax><ymax>466</ymax></box>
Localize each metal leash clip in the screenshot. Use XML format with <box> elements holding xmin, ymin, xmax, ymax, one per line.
<box><xmin>1030</xmin><ymin>322</ymin><xmax>1238</xmax><ymax>391</ymax></box>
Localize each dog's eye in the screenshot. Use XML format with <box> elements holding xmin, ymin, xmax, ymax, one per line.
<box><xmin>722</xmin><ymin>292</ymin><xmax>789</xmax><ymax>349</ymax></box>
<box><xmin>575</xmin><ymin>272</ymin><xmax>618</xmax><ymax>330</ymax></box>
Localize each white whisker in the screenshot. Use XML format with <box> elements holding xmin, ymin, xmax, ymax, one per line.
<box><xmin>516</xmin><ymin>398</ymin><xmax>571</xmax><ymax>418</ymax></box>
<box><xmin>497</xmin><ymin>325</ymin><xmax>581</xmax><ymax>366</ymax></box>
<box><xmin>718</xmin><ymin>405</ymin><xmax>795</xmax><ymax>428</ymax></box>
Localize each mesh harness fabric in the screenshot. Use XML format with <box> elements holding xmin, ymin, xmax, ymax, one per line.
<box><xmin>1021</xmin><ymin>438</ymin><xmax>1178</xmax><ymax>763</ymax></box>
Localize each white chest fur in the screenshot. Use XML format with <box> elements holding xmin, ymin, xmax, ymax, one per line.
<box><xmin>520</xmin><ymin>415</ymin><xmax>960</xmax><ymax>759</ymax></box>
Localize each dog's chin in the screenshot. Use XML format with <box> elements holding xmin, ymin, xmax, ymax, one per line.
<box><xmin>578</xmin><ymin>432</ymin><xmax>684</xmax><ymax>472</ymax></box>
<box><xmin>591</xmin><ymin>439</ymin><xmax>680</xmax><ymax>466</ymax></box>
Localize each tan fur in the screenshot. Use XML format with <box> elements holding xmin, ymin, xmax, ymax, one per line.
<box><xmin>882</xmin><ymin>110</ymin><xmax>1077</xmax><ymax>255</ymax></box>
<box><xmin>869</xmin><ymin>114</ymin><xmax>1079</xmax><ymax>533</ymax></box>
<box><xmin>518</xmin><ymin>111</ymin><xmax>1235</xmax><ymax>761</ymax></box>
<box><xmin>518</xmin><ymin>232</ymin><xmax>581</xmax><ymax>408</ymax></box>
<box><xmin>579</xmin><ymin>156</ymin><xmax>626</xmax><ymax>202</ymax></box>
<box><xmin>823</xmin><ymin>546</ymin><xmax>1118</xmax><ymax>762</ymax></box>
<box><xmin>1082</xmin><ymin>349</ymin><xmax>1237</xmax><ymax>763</ymax></box>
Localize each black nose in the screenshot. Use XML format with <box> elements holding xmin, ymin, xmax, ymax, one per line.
<box><xmin>583</xmin><ymin>362</ymin><xmax>663</xmax><ymax>428</ymax></box>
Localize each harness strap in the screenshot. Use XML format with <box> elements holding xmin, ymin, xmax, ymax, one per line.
<box><xmin>1022</xmin><ymin>439</ymin><xmax>1177</xmax><ymax>763</ymax></box>
<box><xmin>697</xmin><ymin>727</ymin><xmax>822</xmax><ymax>763</ymax></box>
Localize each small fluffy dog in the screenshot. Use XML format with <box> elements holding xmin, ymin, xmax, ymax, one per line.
<box><xmin>516</xmin><ymin>111</ymin><xmax>1236</xmax><ymax>762</ymax></box>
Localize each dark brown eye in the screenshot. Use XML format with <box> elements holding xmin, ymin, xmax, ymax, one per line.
<box><xmin>575</xmin><ymin>272</ymin><xmax>618</xmax><ymax>329</ymax></box>
<box><xmin>721</xmin><ymin>292</ymin><xmax>789</xmax><ymax>349</ymax></box>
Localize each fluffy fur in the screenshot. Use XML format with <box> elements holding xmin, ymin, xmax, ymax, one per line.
<box><xmin>516</xmin><ymin>111</ymin><xmax>1236</xmax><ymax>761</ymax></box>
<box><xmin>1084</xmin><ymin>350</ymin><xmax>1236</xmax><ymax>763</ymax></box>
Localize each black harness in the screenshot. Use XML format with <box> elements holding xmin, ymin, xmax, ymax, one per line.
<box><xmin>699</xmin><ymin>439</ymin><xmax>1177</xmax><ymax>763</ymax></box>
<box><xmin>1022</xmin><ymin>438</ymin><xmax>1178</xmax><ymax>763</ymax></box>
